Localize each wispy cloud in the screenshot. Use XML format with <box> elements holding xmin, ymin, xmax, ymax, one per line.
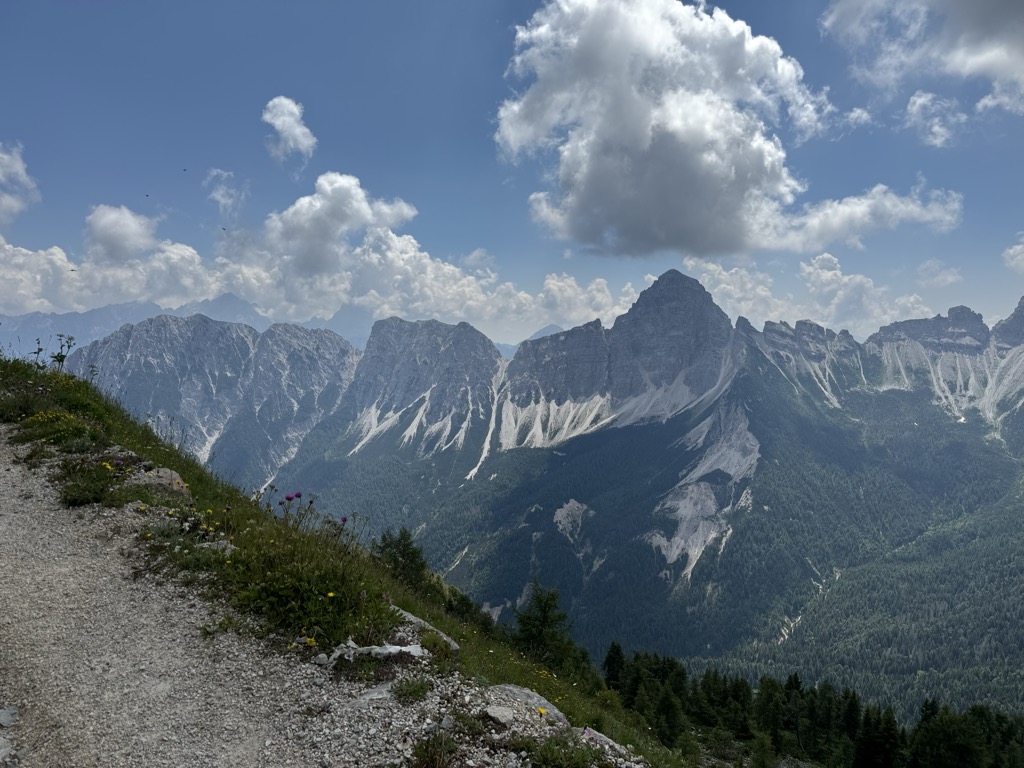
<box><xmin>203</xmin><ymin>169</ymin><xmax>248</xmax><ymax>219</ymax></box>
<box><xmin>0</xmin><ymin>142</ymin><xmax>40</xmax><ymax>229</ymax></box>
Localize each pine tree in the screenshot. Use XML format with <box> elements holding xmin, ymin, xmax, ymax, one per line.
<box><xmin>603</xmin><ymin>641</ymin><xmax>626</xmax><ymax>690</ymax></box>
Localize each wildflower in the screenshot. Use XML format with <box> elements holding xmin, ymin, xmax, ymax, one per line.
<box><xmin>341</xmin><ymin>516</ymin><xmax>348</xmax><ymax>524</ymax></box>
<box><xmin>327</xmin><ymin>592</ymin><xmax>335</xmax><ymax>598</ymax></box>
<box><xmin>305</xmin><ymin>637</ymin><xmax>317</xmax><ymax>647</ymax></box>
<box><xmin>538</xmin><ymin>707</ymin><xmax>547</xmax><ymax>717</ymax></box>
<box><xmin>294</xmin><ymin>491</ymin><xmax>302</xmax><ymax>499</ymax></box>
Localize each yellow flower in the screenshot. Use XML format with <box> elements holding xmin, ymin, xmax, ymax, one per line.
<box><xmin>305</xmin><ymin>637</ymin><xmax>317</xmax><ymax>647</ymax></box>
<box><xmin>327</xmin><ymin>592</ymin><xmax>335</xmax><ymax>598</ymax></box>
<box><xmin>538</xmin><ymin>707</ymin><xmax>547</xmax><ymax>717</ymax></box>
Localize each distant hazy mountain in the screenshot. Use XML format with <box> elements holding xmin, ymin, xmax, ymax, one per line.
<box><xmin>169</xmin><ymin>293</ymin><xmax>272</xmax><ymax>331</ymax></box>
<box><xmin>0</xmin><ymin>301</ymin><xmax>164</xmax><ymax>357</ymax></box>
<box><xmin>67</xmin><ymin>272</ymin><xmax>1024</xmax><ymax>718</ymax></box>
<box><xmin>494</xmin><ymin>324</ymin><xmax>565</xmax><ymax>359</ymax></box>
<box><xmin>0</xmin><ymin>293</ymin><xmax>271</xmax><ymax>358</ymax></box>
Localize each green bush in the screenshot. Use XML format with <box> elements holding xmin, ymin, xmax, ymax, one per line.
<box><xmin>411</xmin><ymin>732</ymin><xmax>459</xmax><ymax>768</ymax></box>
<box><xmin>392</xmin><ymin>675</ymin><xmax>434</xmax><ymax>704</ymax></box>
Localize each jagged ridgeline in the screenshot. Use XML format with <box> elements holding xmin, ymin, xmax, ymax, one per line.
<box><xmin>67</xmin><ymin>271</ymin><xmax>1024</xmax><ymax>718</ymax></box>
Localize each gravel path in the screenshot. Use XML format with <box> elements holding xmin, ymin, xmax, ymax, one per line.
<box><xmin>0</xmin><ymin>428</ymin><xmax>332</xmax><ymax>767</ymax></box>
<box><xmin>0</xmin><ymin>427</ymin><xmax>649</xmax><ymax>768</ymax></box>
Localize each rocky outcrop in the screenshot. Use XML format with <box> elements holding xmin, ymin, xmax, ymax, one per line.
<box><xmin>866</xmin><ymin>306</ymin><xmax>990</xmax><ymax>353</ymax></box>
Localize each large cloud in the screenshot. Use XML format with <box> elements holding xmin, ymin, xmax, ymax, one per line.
<box><xmin>262</xmin><ymin>96</ymin><xmax>318</xmax><ymax>162</ymax></box>
<box><xmin>685</xmin><ymin>253</ymin><xmax>932</xmax><ymax>339</ymax></box>
<box><xmin>496</xmin><ymin>0</ymin><xmax>961</xmax><ymax>256</ymax></box>
<box><xmin>0</xmin><ymin>143</ymin><xmax>40</xmax><ymax>228</ymax></box>
<box><xmin>0</xmin><ymin>236</ymin><xmax>78</xmax><ymax>314</ymax></box>
<box><xmin>823</xmin><ymin>0</ymin><xmax>1024</xmax><ymax>114</ymax></box>
<box><xmin>0</xmin><ymin>172</ymin><xmax>639</xmax><ymax>339</ymax></box>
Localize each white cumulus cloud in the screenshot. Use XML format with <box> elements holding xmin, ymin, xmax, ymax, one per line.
<box><xmin>497</xmin><ymin>0</ymin><xmax>960</xmax><ymax>256</ymax></box>
<box><xmin>684</xmin><ymin>253</ymin><xmax>932</xmax><ymax>339</ymax></box>
<box><xmin>758</xmin><ymin>182</ymin><xmax>962</xmax><ymax>252</ymax></box>
<box><xmin>0</xmin><ymin>143</ymin><xmax>41</xmax><ymax>229</ymax></box>
<box><xmin>0</xmin><ymin>236</ymin><xmax>78</xmax><ymax>314</ymax></box>
<box><xmin>0</xmin><ymin>169</ymin><xmax>641</xmax><ymax>340</ymax></box>
<box><xmin>262</xmin><ymin>96</ymin><xmax>318</xmax><ymax>163</ymax></box>
<box><xmin>798</xmin><ymin>253</ymin><xmax>932</xmax><ymax>337</ymax></box>
<box><xmin>1003</xmin><ymin>236</ymin><xmax>1024</xmax><ymax>273</ymax></box>
<box><xmin>85</xmin><ymin>205</ymin><xmax>159</xmax><ymax>263</ymax></box>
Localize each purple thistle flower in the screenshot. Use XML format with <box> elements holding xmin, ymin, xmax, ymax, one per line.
<box><xmin>285</xmin><ymin>494</ymin><xmax>294</xmax><ymax>502</ymax></box>
<box><xmin>341</xmin><ymin>515</ymin><xmax>348</xmax><ymax>524</ymax></box>
<box><xmin>294</xmin><ymin>491</ymin><xmax>302</xmax><ymax>499</ymax></box>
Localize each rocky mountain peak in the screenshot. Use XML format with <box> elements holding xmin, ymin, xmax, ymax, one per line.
<box><xmin>607</xmin><ymin>270</ymin><xmax>733</xmax><ymax>399</ymax></box>
<box><xmin>993</xmin><ymin>296</ymin><xmax>1024</xmax><ymax>350</ymax></box>
<box><xmin>612</xmin><ymin>269</ymin><xmax>715</xmax><ymax>323</ymax></box>
<box><xmin>867</xmin><ymin>306</ymin><xmax>990</xmax><ymax>352</ymax></box>
<box><xmin>346</xmin><ymin>317</ymin><xmax>501</xmax><ymax>423</ymax></box>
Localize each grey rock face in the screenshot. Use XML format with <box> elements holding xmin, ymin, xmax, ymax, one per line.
<box><xmin>506</xmin><ymin>319</ymin><xmax>609</xmax><ymax>406</ymax></box>
<box><xmin>499</xmin><ymin>270</ymin><xmax>738</xmax><ymax>444</ymax></box>
<box><xmin>66</xmin><ymin>314</ymin><xmax>359</xmax><ymax>489</ymax></box>
<box><xmin>343</xmin><ymin>318</ymin><xmax>500</xmax><ymax>424</ymax></box>
<box><xmin>607</xmin><ymin>269</ymin><xmax>733</xmax><ymax>400</ymax></box>
<box><xmin>327</xmin><ymin>317</ymin><xmax>503</xmax><ymax>460</ymax></box>
<box><xmin>993</xmin><ymin>297</ymin><xmax>1024</xmax><ymax>350</ymax></box>
<box><xmin>867</xmin><ymin>306</ymin><xmax>990</xmax><ymax>352</ymax></box>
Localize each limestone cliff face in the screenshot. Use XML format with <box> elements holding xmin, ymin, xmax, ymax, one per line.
<box><xmin>67</xmin><ymin>314</ymin><xmax>358</xmax><ymax>490</ymax></box>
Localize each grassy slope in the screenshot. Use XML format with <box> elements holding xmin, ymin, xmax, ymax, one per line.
<box><xmin>0</xmin><ymin>356</ymin><xmax>689</xmax><ymax>768</ymax></box>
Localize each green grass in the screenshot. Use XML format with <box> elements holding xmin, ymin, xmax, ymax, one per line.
<box><xmin>392</xmin><ymin>675</ymin><xmax>434</xmax><ymax>704</ymax></box>
<box><xmin>0</xmin><ymin>355</ymin><xmax>688</xmax><ymax>767</ymax></box>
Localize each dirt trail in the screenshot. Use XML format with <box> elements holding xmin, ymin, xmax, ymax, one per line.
<box><xmin>0</xmin><ymin>428</ymin><xmax>324</xmax><ymax>767</ymax></box>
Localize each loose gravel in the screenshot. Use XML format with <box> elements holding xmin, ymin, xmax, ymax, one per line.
<box><xmin>0</xmin><ymin>427</ymin><xmax>648</xmax><ymax>767</ymax></box>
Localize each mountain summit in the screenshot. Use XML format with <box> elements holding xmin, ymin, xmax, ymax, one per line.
<box><xmin>66</xmin><ymin>271</ymin><xmax>1024</xmax><ymax>717</ymax></box>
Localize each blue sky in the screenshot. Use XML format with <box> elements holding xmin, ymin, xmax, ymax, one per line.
<box><xmin>2</xmin><ymin>0</ymin><xmax>1023</xmax><ymax>342</ymax></box>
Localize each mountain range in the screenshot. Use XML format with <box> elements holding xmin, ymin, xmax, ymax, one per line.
<box><xmin>59</xmin><ymin>269</ymin><xmax>1024</xmax><ymax>719</ymax></box>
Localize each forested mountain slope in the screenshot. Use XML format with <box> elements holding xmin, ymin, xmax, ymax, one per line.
<box><xmin>70</xmin><ymin>271</ymin><xmax>1024</xmax><ymax>717</ymax></box>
